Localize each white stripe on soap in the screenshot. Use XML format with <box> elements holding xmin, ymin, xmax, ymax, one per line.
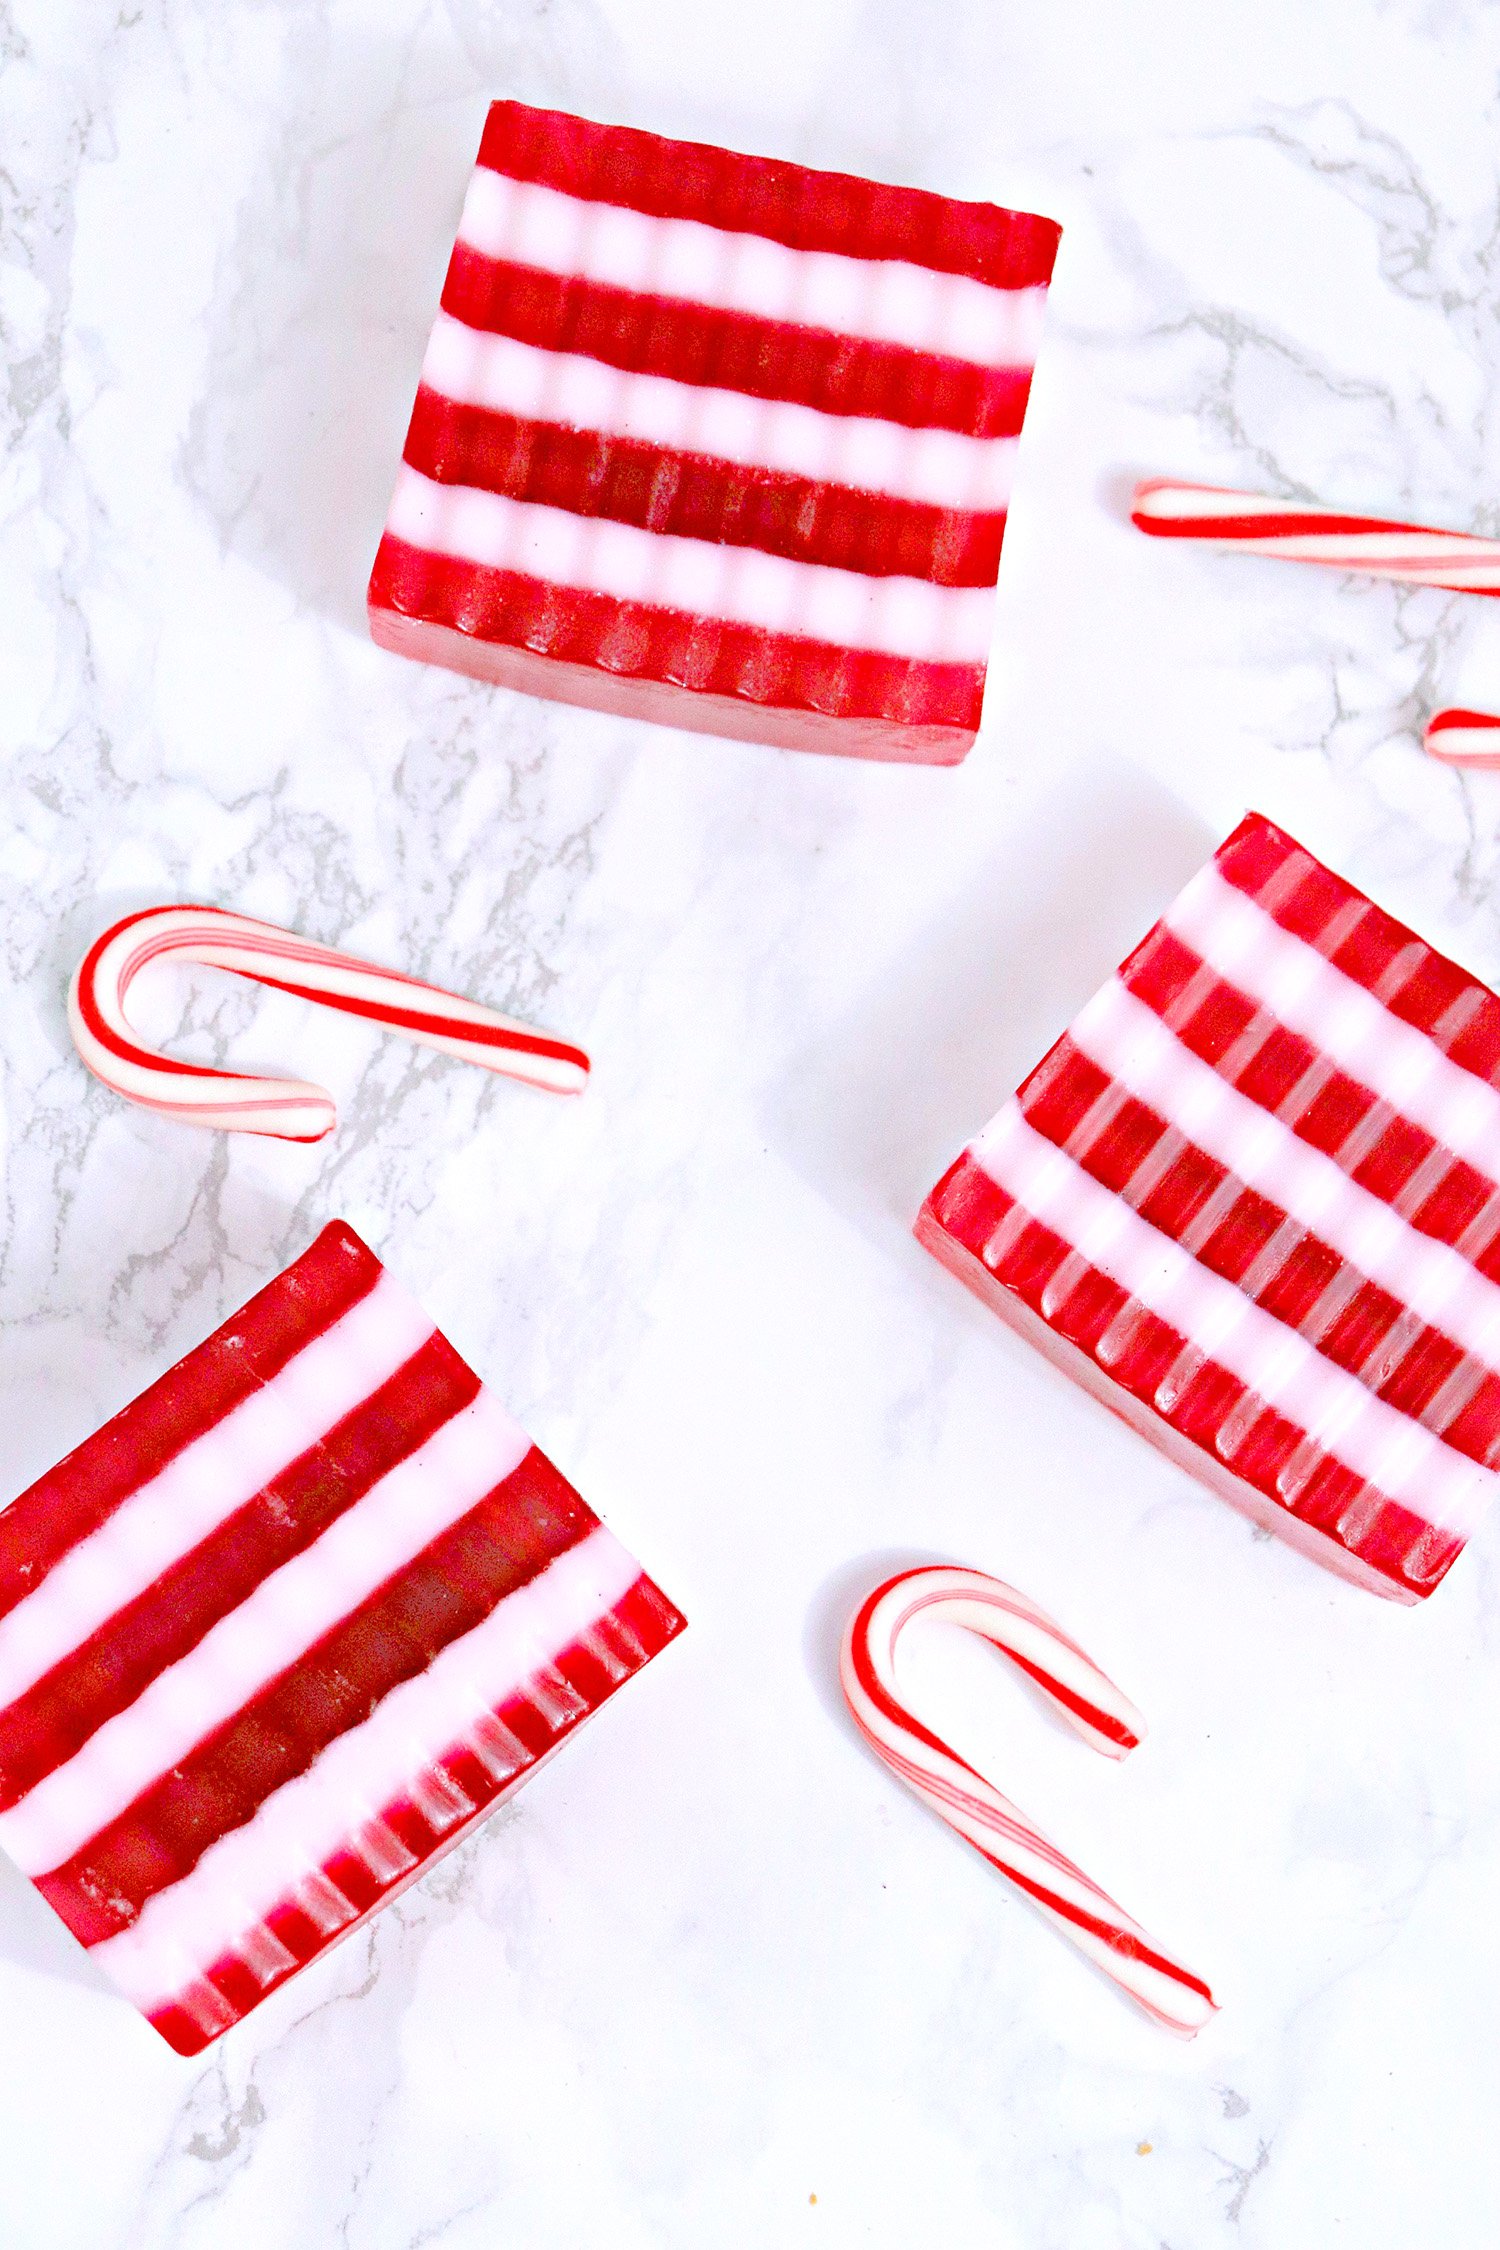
<box><xmin>1066</xmin><ymin>977</ymin><xmax>1500</xmax><ymax>1381</ymax></box>
<box><xmin>0</xmin><ymin>1272</ymin><xmax>437</xmax><ymax>1712</ymax></box>
<box><xmin>0</xmin><ymin>1387</ymin><xmax>533</xmax><ymax>1876</ymax></box>
<box><xmin>457</xmin><ymin>168</ymin><xmax>1050</xmax><ymax>369</ymax></box>
<box><xmin>419</xmin><ymin>311</ymin><xmax>1019</xmax><ymax>514</ymax></box>
<box><xmin>968</xmin><ymin>1105</ymin><xmax>1495</xmax><ymax>1536</ymax></box>
<box><xmin>1168</xmin><ymin>867</ymin><xmax>1500</xmax><ymax>1183</ymax></box>
<box><xmin>385</xmin><ymin>465</ymin><xmax>997</xmax><ymax>664</ymax></box>
<box><xmin>89</xmin><ymin>1527</ymin><xmax>643</xmax><ymax>2008</ymax></box>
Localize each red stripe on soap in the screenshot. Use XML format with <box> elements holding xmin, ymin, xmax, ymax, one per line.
<box><xmin>0</xmin><ymin>1224</ymin><xmax>382</xmax><ymax>1623</ymax></box>
<box><xmin>38</xmin><ymin>1451</ymin><xmax>599</xmax><ymax>1944</ymax></box>
<box><xmin>0</xmin><ymin>1333</ymin><xmax>482</xmax><ymax>1811</ymax></box>
<box><xmin>475</xmin><ymin>100</ymin><xmax>1062</xmax><ymax>291</ymax></box>
<box><xmin>401</xmin><ymin>387</ymin><xmax>1007</xmax><ymax>587</ymax></box>
<box><xmin>1016</xmin><ymin>1040</ymin><xmax>1500</xmax><ymax>1465</ymax></box>
<box><xmin>144</xmin><ymin>1569</ymin><xmax>686</xmax><ymax>2057</ymax></box>
<box><xmin>922</xmin><ymin>1150</ymin><xmax>1458</xmax><ymax>1598</ymax></box>
<box><xmin>1214</xmin><ymin>813</ymin><xmax>1500</xmax><ymax>1079</ymax></box>
<box><xmin>367</xmin><ymin>535</ymin><xmax>987</xmax><ymax>733</ymax></box>
<box><xmin>440</xmin><ymin>249</ymin><xmax>1037</xmax><ymax>441</ymax></box>
<box><xmin>1114</xmin><ymin>927</ymin><xmax>1500</xmax><ymax>1264</ymax></box>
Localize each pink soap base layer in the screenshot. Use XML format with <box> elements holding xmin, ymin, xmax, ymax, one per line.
<box><xmin>367</xmin><ymin>604</ymin><xmax>975</xmax><ymax>765</ymax></box>
<box><xmin>914</xmin><ymin>1200</ymin><xmax>1414</xmax><ymax>1605</ymax></box>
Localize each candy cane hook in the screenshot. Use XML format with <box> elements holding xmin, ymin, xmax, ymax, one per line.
<box><xmin>841</xmin><ymin>1566</ymin><xmax>1216</xmax><ymax>2036</ymax></box>
<box><xmin>1132</xmin><ymin>479</ymin><xmax>1500</xmax><ymax>596</ymax></box>
<box><xmin>69</xmin><ymin>904</ymin><xmax>590</xmax><ymax>1142</ymax></box>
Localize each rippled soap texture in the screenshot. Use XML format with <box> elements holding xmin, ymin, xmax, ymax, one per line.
<box><xmin>367</xmin><ymin>100</ymin><xmax>1060</xmax><ymax>763</ymax></box>
<box><xmin>920</xmin><ymin>814</ymin><xmax>1500</xmax><ymax>1602</ymax></box>
<box><xmin>0</xmin><ymin>1222</ymin><xmax>684</xmax><ymax>2054</ymax></box>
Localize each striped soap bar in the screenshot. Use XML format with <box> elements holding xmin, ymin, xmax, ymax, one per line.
<box><xmin>918</xmin><ymin>814</ymin><xmax>1500</xmax><ymax>1602</ymax></box>
<box><xmin>0</xmin><ymin>1223</ymin><xmax>684</xmax><ymax>2052</ymax></box>
<box><xmin>367</xmin><ymin>100</ymin><xmax>1060</xmax><ymax>764</ymax></box>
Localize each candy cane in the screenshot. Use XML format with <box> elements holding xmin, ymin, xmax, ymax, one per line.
<box><xmin>69</xmin><ymin>904</ymin><xmax>590</xmax><ymax>1142</ymax></box>
<box><xmin>841</xmin><ymin>1566</ymin><xmax>1216</xmax><ymax>2036</ymax></box>
<box><xmin>1132</xmin><ymin>479</ymin><xmax>1500</xmax><ymax>595</ymax></box>
<box><xmin>1424</xmin><ymin>708</ymin><xmax>1500</xmax><ymax>769</ymax></box>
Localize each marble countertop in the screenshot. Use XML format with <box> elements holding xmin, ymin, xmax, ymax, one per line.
<box><xmin>6</xmin><ymin>1</ymin><xmax>1500</xmax><ymax>2243</ymax></box>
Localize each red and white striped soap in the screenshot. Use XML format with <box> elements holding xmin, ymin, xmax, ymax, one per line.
<box><xmin>917</xmin><ymin>813</ymin><xmax>1500</xmax><ymax>1601</ymax></box>
<box><xmin>367</xmin><ymin>101</ymin><xmax>1060</xmax><ymax>764</ymax></box>
<box><xmin>0</xmin><ymin>1223</ymin><xmax>684</xmax><ymax>2053</ymax></box>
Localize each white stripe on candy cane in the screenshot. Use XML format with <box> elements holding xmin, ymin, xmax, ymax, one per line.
<box><xmin>1425</xmin><ymin>709</ymin><xmax>1500</xmax><ymax>770</ymax></box>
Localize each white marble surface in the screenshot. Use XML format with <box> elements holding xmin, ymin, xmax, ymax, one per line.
<box><xmin>5</xmin><ymin>1</ymin><xmax>1500</xmax><ymax>2242</ymax></box>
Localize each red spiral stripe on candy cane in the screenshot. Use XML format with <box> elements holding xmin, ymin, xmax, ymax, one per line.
<box><xmin>1424</xmin><ymin>708</ymin><xmax>1500</xmax><ymax>769</ymax></box>
<box><xmin>69</xmin><ymin>905</ymin><xmax>590</xmax><ymax>1142</ymax></box>
<box><xmin>840</xmin><ymin>1565</ymin><xmax>1216</xmax><ymax>2036</ymax></box>
<box><xmin>1132</xmin><ymin>479</ymin><xmax>1500</xmax><ymax>595</ymax></box>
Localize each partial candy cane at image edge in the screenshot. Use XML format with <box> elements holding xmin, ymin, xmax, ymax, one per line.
<box><xmin>1425</xmin><ymin>710</ymin><xmax>1500</xmax><ymax>770</ymax></box>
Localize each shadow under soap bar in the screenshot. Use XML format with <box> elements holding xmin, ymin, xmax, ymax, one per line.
<box><xmin>0</xmin><ymin>1223</ymin><xmax>684</xmax><ymax>2052</ymax></box>
<box><xmin>919</xmin><ymin>813</ymin><xmax>1500</xmax><ymax>1601</ymax></box>
<box><xmin>368</xmin><ymin>100</ymin><xmax>1060</xmax><ymax>764</ymax></box>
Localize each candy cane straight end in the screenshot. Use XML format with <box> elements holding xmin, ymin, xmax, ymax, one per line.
<box><xmin>1129</xmin><ymin>477</ymin><xmax>1500</xmax><ymax>595</ymax></box>
<box><xmin>1424</xmin><ymin>708</ymin><xmax>1500</xmax><ymax>771</ymax></box>
<box><xmin>1129</xmin><ymin>477</ymin><xmax>1232</xmax><ymax>532</ymax></box>
<box><xmin>840</xmin><ymin>1565</ymin><xmax>1217</xmax><ymax>2038</ymax></box>
<box><xmin>1128</xmin><ymin>476</ymin><xmax>1307</xmax><ymax>541</ymax></box>
<box><xmin>68</xmin><ymin>904</ymin><xmax>591</xmax><ymax>1141</ymax></box>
